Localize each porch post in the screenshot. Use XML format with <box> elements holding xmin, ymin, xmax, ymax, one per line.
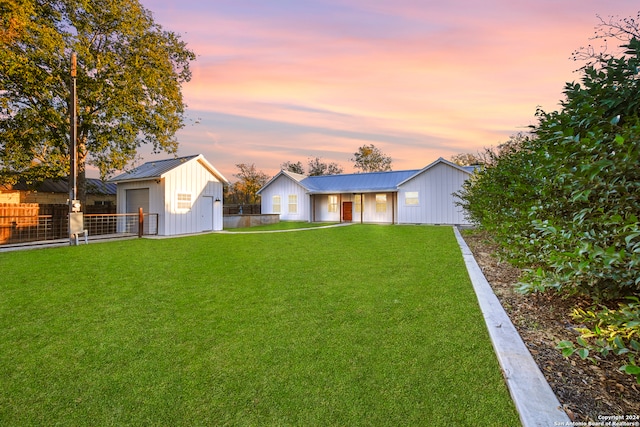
<box><xmin>392</xmin><ymin>192</ymin><xmax>395</xmax><ymax>224</ymax></box>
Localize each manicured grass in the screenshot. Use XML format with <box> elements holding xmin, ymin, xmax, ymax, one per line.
<box><xmin>0</xmin><ymin>225</ymin><xmax>519</xmax><ymax>426</ymax></box>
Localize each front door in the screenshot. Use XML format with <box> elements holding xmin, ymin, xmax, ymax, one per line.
<box><xmin>342</xmin><ymin>202</ymin><xmax>353</xmax><ymax>222</ymax></box>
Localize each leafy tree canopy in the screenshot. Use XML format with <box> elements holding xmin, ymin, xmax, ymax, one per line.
<box><xmin>281</xmin><ymin>160</ymin><xmax>304</xmax><ymax>175</ymax></box>
<box><xmin>351</xmin><ymin>144</ymin><xmax>392</xmax><ymax>173</ymax></box>
<box><xmin>0</xmin><ymin>0</ymin><xmax>195</xmax><ymax>203</ymax></box>
<box><xmin>307</xmin><ymin>157</ymin><xmax>343</xmax><ymax>176</ymax></box>
<box><xmin>457</xmin><ymin>15</ymin><xmax>640</xmax><ymax>381</ymax></box>
<box><xmin>281</xmin><ymin>157</ymin><xmax>343</xmax><ymax>176</ymax></box>
<box><xmin>231</xmin><ymin>163</ymin><xmax>269</xmax><ymax>205</ymax></box>
<box><xmin>450</xmin><ymin>152</ymin><xmax>483</xmax><ymax>166</ymax></box>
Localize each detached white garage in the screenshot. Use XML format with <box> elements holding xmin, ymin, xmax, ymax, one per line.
<box><xmin>110</xmin><ymin>154</ymin><xmax>228</xmax><ymax>236</ymax></box>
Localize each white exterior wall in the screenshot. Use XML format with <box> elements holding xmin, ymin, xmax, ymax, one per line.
<box><xmin>115</xmin><ymin>179</ymin><xmax>161</xmax><ymax>233</ymax></box>
<box><xmin>312</xmin><ymin>194</ymin><xmax>340</xmax><ymax>222</ymax></box>
<box><xmin>397</xmin><ymin>162</ymin><xmax>471</xmax><ymax>225</ymax></box>
<box><xmin>161</xmin><ymin>158</ymin><xmax>224</xmax><ymax>235</ymax></box>
<box><xmin>116</xmin><ymin>179</ymin><xmax>161</xmax><ymax>215</ymax></box>
<box><xmin>313</xmin><ymin>192</ymin><xmax>395</xmax><ymax>223</ymax></box>
<box><xmin>259</xmin><ymin>175</ymin><xmax>310</xmax><ymax>221</ymax></box>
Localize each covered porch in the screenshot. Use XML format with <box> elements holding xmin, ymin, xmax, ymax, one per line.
<box><xmin>309</xmin><ymin>192</ymin><xmax>398</xmax><ymax>224</ymax></box>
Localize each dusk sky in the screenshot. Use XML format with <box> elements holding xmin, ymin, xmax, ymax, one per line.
<box><xmin>130</xmin><ymin>0</ymin><xmax>639</xmax><ymax>181</ymax></box>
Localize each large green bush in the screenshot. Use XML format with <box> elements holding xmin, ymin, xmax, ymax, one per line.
<box><xmin>459</xmin><ymin>38</ymin><xmax>640</xmax><ymax>299</ymax></box>
<box><xmin>457</xmin><ymin>36</ymin><xmax>640</xmax><ymax>380</ymax></box>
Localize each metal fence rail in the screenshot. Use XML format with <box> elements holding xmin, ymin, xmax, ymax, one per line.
<box><xmin>0</xmin><ymin>213</ymin><xmax>158</xmax><ymax>245</ymax></box>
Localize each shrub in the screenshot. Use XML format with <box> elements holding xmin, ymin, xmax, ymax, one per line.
<box><xmin>456</xmin><ymin>35</ymin><xmax>640</xmax><ymax>380</ymax></box>
<box><xmin>557</xmin><ymin>297</ymin><xmax>640</xmax><ymax>384</ymax></box>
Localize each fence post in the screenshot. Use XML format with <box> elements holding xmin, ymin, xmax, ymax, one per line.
<box><xmin>138</xmin><ymin>207</ymin><xmax>143</xmax><ymax>238</ymax></box>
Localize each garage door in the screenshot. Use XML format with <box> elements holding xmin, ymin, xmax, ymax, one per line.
<box><xmin>126</xmin><ymin>188</ymin><xmax>149</xmax><ymax>213</ymax></box>
<box><xmin>125</xmin><ymin>188</ymin><xmax>150</xmax><ymax>235</ymax></box>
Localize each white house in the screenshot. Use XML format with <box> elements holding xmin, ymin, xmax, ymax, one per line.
<box><xmin>258</xmin><ymin>157</ymin><xmax>475</xmax><ymax>225</ymax></box>
<box><xmin>110</xmin><ymin>154</ymin><xmax>229</xmax><ymax>235</ymax></box>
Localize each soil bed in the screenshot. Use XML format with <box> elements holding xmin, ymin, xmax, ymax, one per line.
<box><xmin>462</xmin><ymin>230</ymin><xmax>640</xmax><ymax>423</ymax></box>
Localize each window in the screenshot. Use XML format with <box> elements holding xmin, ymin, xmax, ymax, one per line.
<box><xmin>288</xmin><ymin>194</ymin><xmax>298</xmax><ymax>214</ymax></box>
<box><xmin>354</xmin><ymin>194</ymin><xmax>362</xmax><ymax>213</ymax></box>
<box><xmin>273</xmin><ymin>195</ymin><xmax>281</xmax><ymax>214</ymax></box>
<box><xmin>177</xmin><ymin>193</ymin><xmax>191</xmax><ymax>209</ymax></box>
<box><xmin>405</xmin><ymin>191</ymin><xmax>419</xmax><ymax>205</ymax></box>
<box><xmin>328</xmin><ymin>195</ymin><xmax>338</xmax><ymax>213</ymax></box>
<box><xmin>376</xmin><ymin>194</ymin><xmax>387</xmax><ymax>213</ymax></box>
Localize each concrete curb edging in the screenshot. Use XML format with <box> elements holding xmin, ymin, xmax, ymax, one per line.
<box><xmin>453</xmin><ymin>227</ymin><xmax>571</xmax><ymax>427</ymax></box>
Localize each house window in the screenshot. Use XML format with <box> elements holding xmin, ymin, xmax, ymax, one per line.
<box><xmin>288</xmin><ymin>194</ymin><xmax>298</xmax><ymax>214</ymax></box>
<box><xmin>354</xmin><ymin>194</ymin><xmax>362</xmax><ymax>213</ymax></box>
<box><xmin>273</xmin><ymin>195</ymin><xmax>281</xmax><ymax>214</ymax></box>
<box><xmin>405</xmin><ymin>191</ymin><xmax>419</xmax><ymax>206</ymax></box>
<box><xmin>376</xmin><ymin>194</ymin><xmax>387</xmax><ymax>213</ymax></box>
<box><xmin>328</xmin><ymin>195</ymin><xmax>338</xmax><ymax>213</ymax></box>
<box><xmin>177</xmin><ymin>193</ymin><xmax>191</xmax><ymax>209</ymax></box>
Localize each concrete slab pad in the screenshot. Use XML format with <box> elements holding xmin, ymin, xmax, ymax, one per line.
<box><xmin>454</xmin><ymin>227</ymin><xmax>571</xmax><ymax>427</ymax></box>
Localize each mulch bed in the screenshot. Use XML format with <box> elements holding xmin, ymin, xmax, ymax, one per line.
<box><xmin>462</xmin><ymin>230</ymin><xmax>640</xmax><ymax>423</ymax></box>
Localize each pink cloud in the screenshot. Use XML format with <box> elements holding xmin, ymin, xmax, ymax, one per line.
<box><xmin>127</xmin><ymin>0</ymin><xmax>640</xmax><ymax>182</ymax></box>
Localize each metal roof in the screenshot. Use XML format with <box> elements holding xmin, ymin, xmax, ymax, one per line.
<box><xmin>11</xmin><ymin>178</ymin><xmax>117</xmax><ymax>195</ymax></box>
<box><xmin>300</xmin><ymin>170</ymin><xmax>421</xmax><ymax>194</ymax></box>
<box><xmin>109</xmin><ymin>155</ymin><xmax>200</xmax><ymax>182</ymax></box>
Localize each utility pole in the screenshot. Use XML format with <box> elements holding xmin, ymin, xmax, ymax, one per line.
<box><xmin>69</xmin><ymin>52</ymin><xmax>77</xmax><ymax>208</ymax></box>
<box><xmin>68</xmin><ymin>52</ymin><xmax>82</xmax><ymax>244</ymax></box>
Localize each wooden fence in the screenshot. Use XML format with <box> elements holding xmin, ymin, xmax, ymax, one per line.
<box><xmin>0</xmin><ymin>203</ymin><xmax>39</xmax><ymax>244</ymax></box>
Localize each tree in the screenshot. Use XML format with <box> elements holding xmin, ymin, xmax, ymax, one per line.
<box><xmin>450</xmin><ymin>152</ymin><xmax>483</xmax><ymax>166</ymax></box>
<box><xmin>0</xmin><ymin>0</ymin><xmax>33</xmax><ymax>45</ymax></box>
<box><xmin>457</xmin><ymin>19</ymin><xmax>640</xmax><ymax>381</ymax></box>
<box><xmin>351</xmin><ymin>144</ymin><xmax>392</xmax><ymax>172</ymax></box>
<box><xmin>281</xmin><ymin>160</ymin><xmax>304</xmax><ymax>175</ymax></box>
<box><xmin>572</xmin><ymin>12</ymin><xmax>640</xmax><ymax>67</ymax></box>
<box><xmin>307</xmin><ymin>157</ymin><xmax>343</xmax><ymax>176</ymax></box>
<box><xmin>0</xmin><ymin>0</ymin><xmax>195</xmax><ymax>207</ymax></box>
<box><xmin>282</xmin><ymin>158</ymin><xmax>343</xmax><ymax>175</ymax></box>
<box><xmin>232</xmin><ymin>163</ymin><xmax>269</xmax><ymax>205</ymax></box>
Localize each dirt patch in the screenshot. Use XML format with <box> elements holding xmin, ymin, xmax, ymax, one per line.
<box><xmin>462</xmin><ymin>230</ymin><xmax>640</xmax><ymax>423</ymax></box>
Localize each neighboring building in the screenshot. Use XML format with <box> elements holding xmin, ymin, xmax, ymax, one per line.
<box><xmin>258</xmin><ymin>157</ymin><xmax>475</xmax><ymax>225</ymax></box>
<box><xmin>0</xmin><ymin>178</ymin><xmax>117</xmax><ymax>206</ymax></box>
<box><xmin>110</xmin><ymin>154</ymin><xmax>228</xmax><ymax>235</ymax></box>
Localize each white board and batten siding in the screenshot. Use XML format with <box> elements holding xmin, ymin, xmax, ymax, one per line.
<box><xmin>259</xmin><ymin>173</ymin><xmax>310</xmax><ymax>221</ymax></box>
<box><xmin>161</xmin><ymin>158</ymin><xmax>225</xmax><ymax>235</ymax></box>
<box><xmin>158</xmin><ymin>162</ymin><xmax>222</xmax><ymax>235</ymax></box>
<box><xmin>259</xmin><ymin>158</ymin><xmax>474</xmax><ymax>226</ymax></box>
<box><xmin>111</xmin><ymin>154</ymin><xmax>227</xmax><ymax>236</ymax></box>
<box><xmin>397</xmin><ymin>162</ymin><xmax>471</xmax><ymax>225</ymax></box>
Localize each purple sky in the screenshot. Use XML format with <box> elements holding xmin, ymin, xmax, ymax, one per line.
<box><xmin>119</xmin><ymin>0</ymin><xmax>639</xmax><ymax>181</ymax></box>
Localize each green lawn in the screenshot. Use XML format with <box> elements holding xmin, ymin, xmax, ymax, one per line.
<box><xmin>0</xmin><ymin>225</ymin><xmax>519</xmax><ymax>426</ymax></box>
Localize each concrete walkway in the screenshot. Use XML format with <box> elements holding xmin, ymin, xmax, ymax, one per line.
<box><xmin>217</xmin><ymin>222</ymin><xmax>354</xmax><ymax>234</ymax></box>
<box><xmin>453</xmin><ymin>227</ymin><xmax>570</xmax><ymax>427</ymax></box>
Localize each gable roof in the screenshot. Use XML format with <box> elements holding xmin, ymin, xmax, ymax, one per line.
<box><xmin>301</xmin><ymin>170</ymin><xmax>420</xmax><ymax>194</ymax></box>
<box><xmin>257</xmin><ymin>169</ymin><xmax>307</xmax><ymax>195</ymax></box>
<box><xmin>8</xmin><ymin>178</ymin><xmax>117</xmax><ymax>195</ymax></box>
<box><xmin>259</xmin><ymin>157</ymin><xmax>476</xmax><ymax>195</ymax></box>
<box><xmin>397</xmin><ymin>157</ymin><xmax>473</xmax><ymax>186</ymax></box>
<box><xmin>109</xmin><ymin>154</ymin><xmax>228</xmax><ymax>184</ymax></box>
